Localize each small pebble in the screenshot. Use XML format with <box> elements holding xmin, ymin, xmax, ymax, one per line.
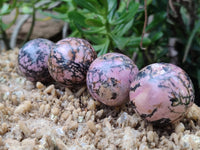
<box><xmin>87</xmin><ymin>120</ymin><xmax>97</xmax><ymax>133</ymax></box>
<box><xmin>175</xmin><ymin>122</ymin><xmax>185</xmax><ymax>133</ymax></box>
<box><xmin>14</xmin><ymin>101</ymin><xmax>32</xmax><ymax>114</ymax></box>
<box><xmin>18</xmin><ymin>121</ymin><xmax>31</xmax><ymax>137</ymax></box>
<box><xmin>36</xmin><ymin>82</ymin><xmax>44</xmax><ymax>89</ymax></box>
<box><xmin>51</xmin><ymin>107</ymin><xmax>60</xmax><ymax>116</ymax></box>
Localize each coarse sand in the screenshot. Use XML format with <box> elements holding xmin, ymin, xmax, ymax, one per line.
<box><xmin>0</xmin><ymin>49</ymin><xmax>200</xmax><ymax>150</ymax></box>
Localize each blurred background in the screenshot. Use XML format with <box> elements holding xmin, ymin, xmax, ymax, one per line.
<box><xmin>0</xmin><ymin>0</ymin><xmax>200</xmax><ymax>105</ymax></box>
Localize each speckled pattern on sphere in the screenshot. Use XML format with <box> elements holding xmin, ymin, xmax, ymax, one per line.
<box><xmin>18</xmin><ymin>38</ymin><xmax>55</xmax><ymax>82</ymax></box>
<box><xmin>129</xmin><ymin>63</ymin><xmax>195</xmax><ymax>125</ymax></box>
<box><xmin>87</xmin><ymin>53</ymin><xmax>139</xmax><ymax>106</ymax></box>
<box><xmin>48</xmin><ymin>37</ymin><xmax>97</xmax><ymax>87</ymax></box>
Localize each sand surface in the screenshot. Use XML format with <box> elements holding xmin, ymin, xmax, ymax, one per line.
<box><xmin>0</xmin><ymin>49</ymin><xmax>200</xmax><ymax>150</ymax></box>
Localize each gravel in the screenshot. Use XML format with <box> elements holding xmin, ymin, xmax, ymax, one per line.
<box><xmin>0</xmin><ymin>49</ymin><xmax>200</xmax><ymax>150</ymax></box>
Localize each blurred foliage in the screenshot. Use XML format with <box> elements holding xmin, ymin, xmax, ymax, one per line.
<box><xmin>0</xmin><ymin>0</ymin><xmax>59</xmax><ymax>48</ymax></box>
<box><xmin>0</xmin><ymin>0</ymin><xmax>200</xmax><ymax>101</ymax></box>
<box><xmin>43</xmin><ymin>0</ymin><xmax>200</xmax><ymax>101</ymax></box>
<box><xmin>42</xmin><ymin>0</ymin><xmax>152</xmax><ymax>60</ymax></box>
<box><xmin>166</xmin><ymin>0</ymin><xmax>200</xmax><ymax>102</ymax></box>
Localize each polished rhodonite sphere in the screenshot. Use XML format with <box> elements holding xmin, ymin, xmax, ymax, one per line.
<box><xmin>87</xmin><ymin>53</ymin><xmax>139</xmax><ymax>106</ymax></box>
<box><xmin>48</xmin><ymin>37</ymin><xmax>97</xmax><ymax>87</ymax></box>
<box><xmin>18</xmin><ymin>38</ymin><xmax>55</xmax><ymax>83</ymax></box>
<box><xmin>129</xmin><ymin>63</ymin><xmax>195</xmax><ymax>125</ymax></box>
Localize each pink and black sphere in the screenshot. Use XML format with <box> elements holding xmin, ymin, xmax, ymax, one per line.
<box><xmin>18</xmin><ymin>38</ymin><xmax>55</xmax><ymax>83</ymax></box>
<box><xmin>129</xmin><ymin>63</ymin><xmax>195</xmax><ymax>125</ymax></box>
<box><xmin>48</xmin><ymin>37</ymin><xmax>97</xmax><ymax>87</ymax></box>
<box><xmin>87</xmin><ymin>53</ymin><xmax>139</xmax><ymax>106</ymax></box>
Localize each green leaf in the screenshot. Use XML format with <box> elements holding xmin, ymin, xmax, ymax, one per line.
<box><xmin>151</xmin><ymin>32</ymin><xmax>163</xmax><ymax>42</ymax></box>
<box><xmin>97</xmin><ymin>38</ymin><xmax>110</xmax><ymax>56</ymax></box>
<box><xmin>183</xmin><ymin>19</ymin><xmax>200</xmax><ymax>62</ymax></box>
<box><xmin>22</xmin><ymin>5</ymin><xmax>32</xmax><ymax>14</ymax></box>
<box><xmin>39</xmin><ymin>10</ymin><xmax>68</xmax><ymax>20</ymax></box>
<box><xmin>61</xmin><ymin>0</ymin><xmax>73</xmax><ymax>2</ymax></box>
<box><xmin>128</xmin><ymin>37</ymin><xmax>151</xmax><ymax>47</ymax></box>
<box><xmin>68</xmin><ymin>11</ymin><xmax>86</xmax><ymax>27</ymax></box>
<box><xmin>93</xmin><ymin>44</ymin><xmax>104</xmax><ymax>52</ymax></box>
<box><xmin>85</xmin><ymin>18</ymin><xmax>104</xmax><ymax>27</ymax></box>
<box><xmin>0</xmin><ymin>3</ymin><xmax>10</xmax><ymax>15</ymax></box>
<box><xmin>99</xmin><ymin>0</ymin><xmax>108</xmax><ymax>10</ymax></box>
<box><xmin>113</xmin><ymin>19</ymin><xmax>134</xmax><ymax>37</ymax></box>
<box><xmin>111</xmin><ymin>2</ymin><xmax>139</xmax><ymax>25</ymax></box>
<box><xmin>109</xmin><ymin>33</ymin><xmax>130</xmax><ymax>50</ymax></box>
<box><xmin>69</xmin><ymin>29</ymin><xmax>81</xmax><ymax>37</ymax></box>
<box><xmin>146</xmin><ymin>12</ymin><xmax>166</xmax><ymax>31</ymax></box>
<box><xmin>156</xmin><ymin>47</ymin><xmax>168</xmax><ymax>59</ymax></box>
<box><xmin>1</xmin><ymin>22</ymin><xmax>9</xmax><ymax>30</ymax></box>
<box><xmin>136</xmin><ymin>51</ymin><xmax>144</xmax><ymax>69</ymax></box>
<box><xmin>81</xmin><ymin>27</ymin><xmax>106</xmax><ymax>34</ymax></box>
<box><xmin>180</xmin><ymin>6</ymin><xmax>190</xmax><ymax>31</ymax></box>
<box><xmin>107</xmin><ymin>0</ymin><xmax>117</xmax><ymax>23</ymax></box>
<box><xmin>86</xmin><ymin>34</ymin><xmax>108</xmax><ymax>45</ymax></box>
<box><xmin>53</xmin><ymin>4</ymin><xmax>69</xmax><ymax>14</ymax></box>
<box><xmin>86</xmin><ymin>0</ymin><xmax>102</xmax><ymax>10</ymax></box>
<box><xmin>74</xmin><ymin>0</ymin><xmax>101</xmax><ymax>13</ymax></box>
<box><xmin>84</xmin><ymin>27</ymin><xmax>106</xmax><ymax>34</ymax></box>
<box><xmin>0</xmin><ymin>1</ymin><xmax>3</xmax><ymax>8</ymax></box>
<box><xmin>10</xmin><ymin>0</ymin><xmax>17</xmax><ymax>9</ymax></box>
<box><xmin>147</xmin><ymin>0</ymin><xmax>153</xmax><ymax>5</ymax></box>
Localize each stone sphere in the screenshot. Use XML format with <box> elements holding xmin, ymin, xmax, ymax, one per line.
<box><xmin>48</xmin><ymin>37</ymin><xmax>97</xmax><ymax>87</ymax></box>
<box><xmin>87</xmin><ymin>52</ymin><xmax>139</xmax><ymax>106</ymax></box>
<box><xmin>129</xmin><ymin>63</ymin><xmax>195</xmax><ymax>125</ymax></box>
<box><xmin>18</xmin><ymin>38</ymin><xmax>55</xmax><ymax>83</ymax></box>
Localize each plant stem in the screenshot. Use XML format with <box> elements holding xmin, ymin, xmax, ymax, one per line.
<box><xmin>21</xmin><ymin>6</ymin><xmax>36</xmax><ymax>46</ymax></box>
<box><xmin>0</xmin><ymin>26</ymin><xmax>11</xmax><ymax>50</ymax></box>
<box><xmin>7</xmin><ymin>8</ymin><xmax>19</xmax><ymax>29</ymax></box>
<box><xmin>183</xmin><ymin>19</ymin><xmax>200</xmax><ymax>62</ymax></box>
<box><xmin>104</xmin><ymin>5</ymin><xmax>113</xmax><ymax>52</ymax></box>
<box><xmin>140</xmin><ymin>0</ymin><xmax>148</xmax><ymax>50</ymax></box>
<box><xmin>144</xmin><ymin>48</ymin><xmax>152</xmax><ymax>63</ymax></box>
<box><xmin>10</xmin><ymin>14</ymin><xmax>30</xmax><ymax>49</ymax></box>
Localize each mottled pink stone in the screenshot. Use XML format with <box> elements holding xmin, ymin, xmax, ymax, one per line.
<box><xmin>48</xmin><ymin>37</ymin><xmax>97</xmax><ymax>87</ymax></box>
<box><xmin>18</xmin><ymin>38</ymin><xmax>55</xmax><ymax>83</ymax></box>
<box><xmin>87</xmin><ymin>53</ymin><xmax>139</xmax><ymax>106</ymax></box>
<box><xmin>129</xmin><ymin>63</ymin><xmax>195</xmax><ymax>125</ymax></box>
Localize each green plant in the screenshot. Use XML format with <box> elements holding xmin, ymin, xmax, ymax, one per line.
<box><xmin>166</xmin><ymin>0</ymin><xmax>200</xmax><ymax>103</ymax></box>
<box><xmin>0</xmin><ymin>0</ymin><xmax>17</xmax><ymax>49</ymax></box>
<box><xmin>47</xmin><ymin>0</ymin><xmax>158</xmax><ymax>67</ymax></box>
<box><xmin>0</xmin><ymin>0</ymin><xmax>60</xmax><ymax>50</ymax></box>
<box><xmin>0</xmin><ymin>0</ymin><xmax>200</xmax><ymax>102</ymax></box>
